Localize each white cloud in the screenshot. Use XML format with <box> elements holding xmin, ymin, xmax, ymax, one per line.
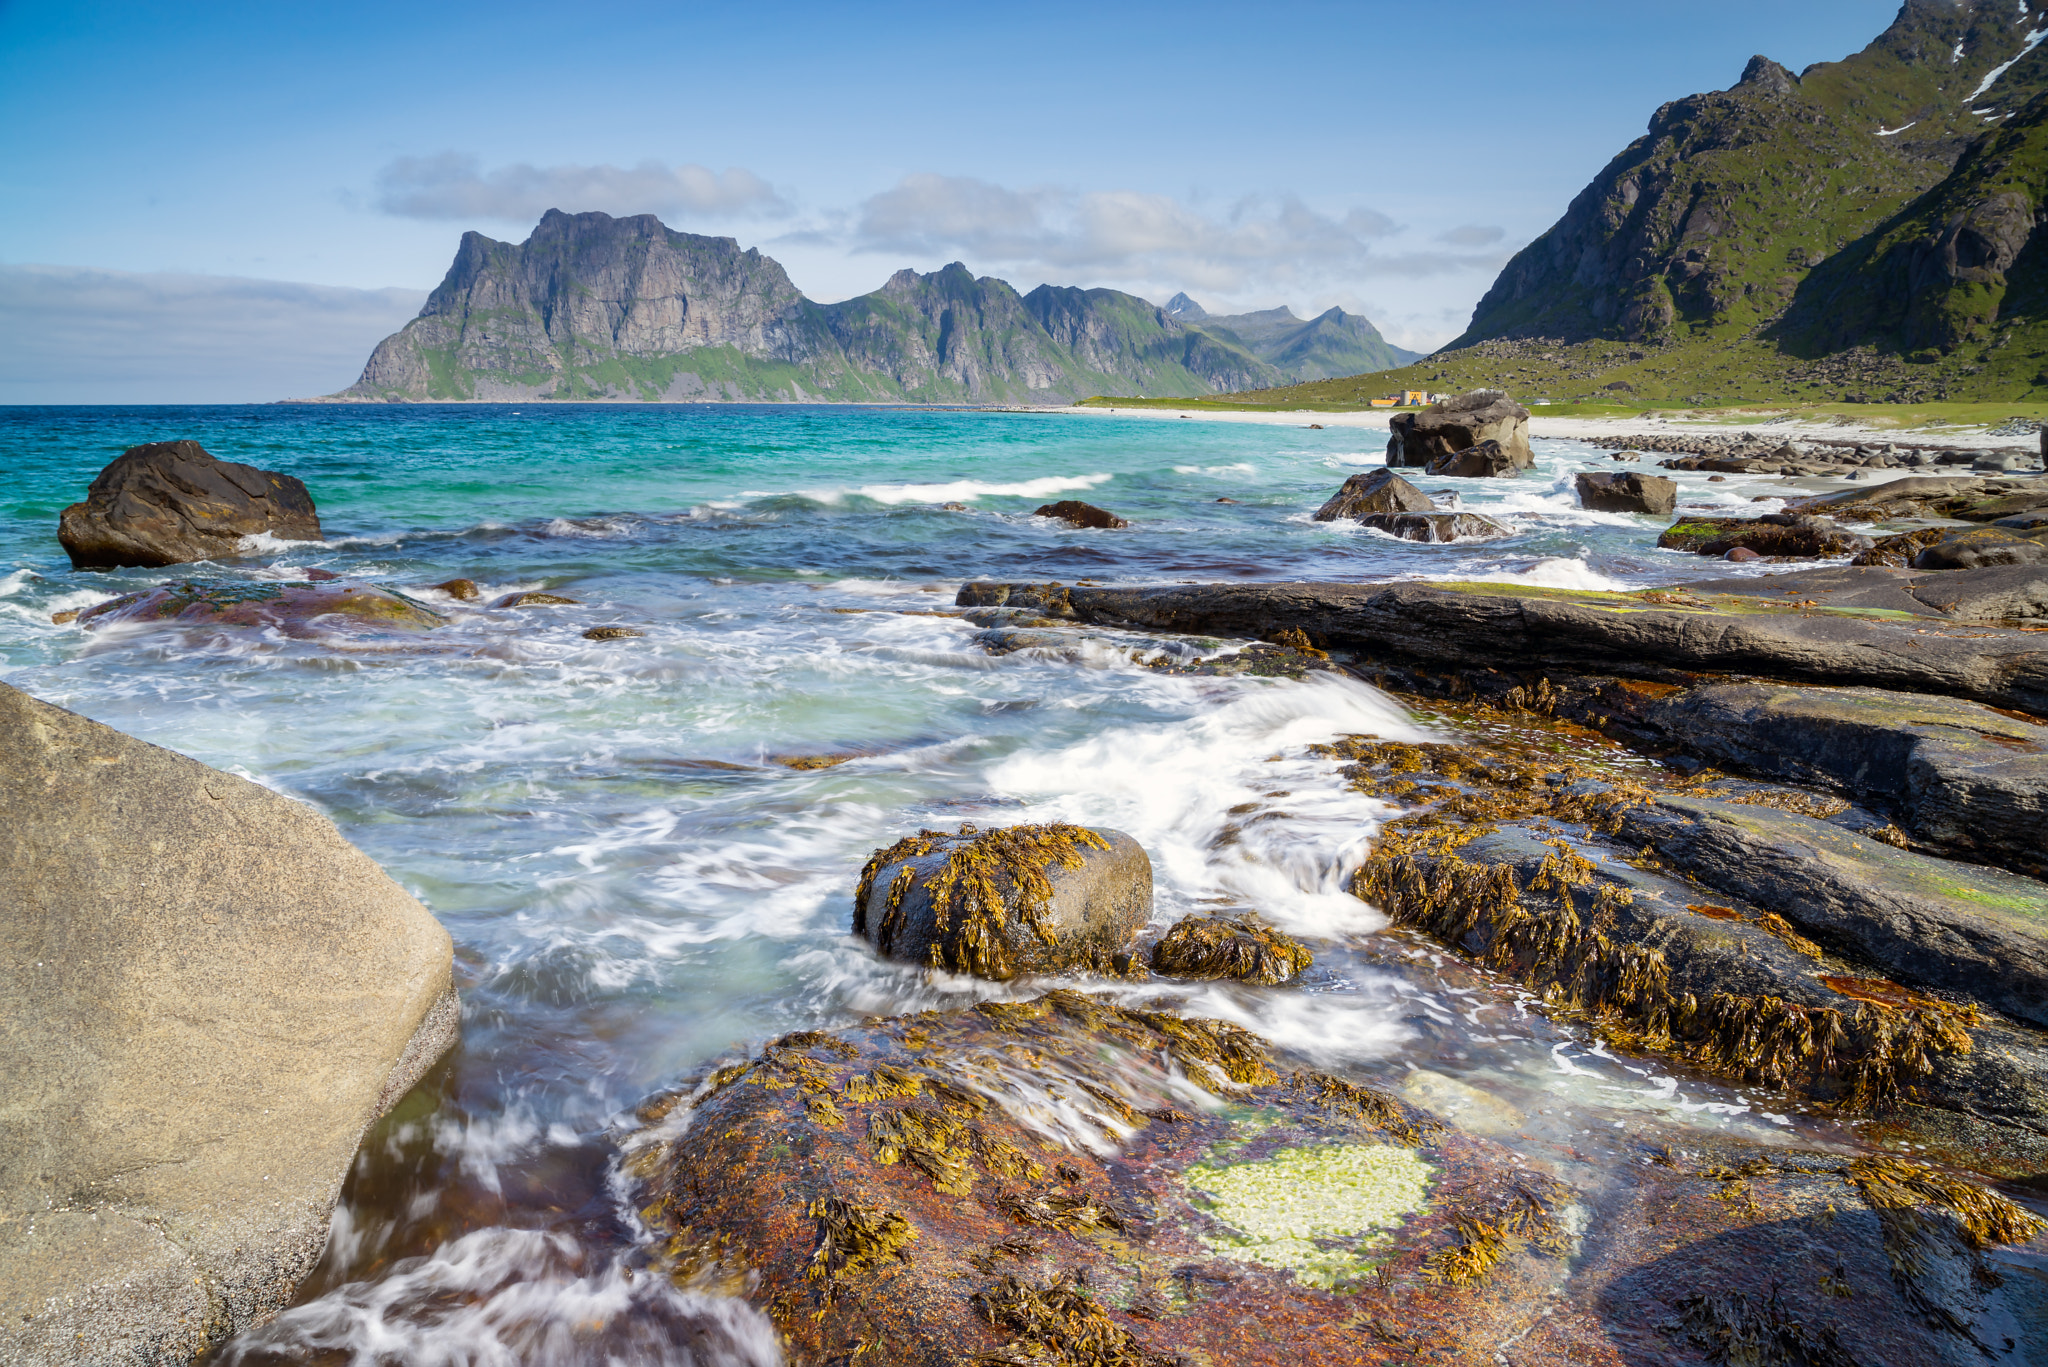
<box><xmin>1437</xmin><ymin>225</ymin><xmax>1506</xmax><ymax>246</ymax></box>
<box><xmin>847</xmin><ymin>173</ymin><xmax>1495</xmax><ymax>296</ymax></box>
<box><xmin>0</xmin><ymin>264</ymin><xmax>425</xmax><ymax>402</ymax></box>
<box><xmin>374</xmin><ymin>153</ymin><xmax>788</xmax><ymax>222</ymax></box>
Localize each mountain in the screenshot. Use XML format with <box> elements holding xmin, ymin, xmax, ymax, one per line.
<box><xmin>1244</xmin><ymin>0</ymin><xmax>2048</xmax><ymax>407</ymax></box>
<box><xmin>1192</xmin><ymin>303</ymin><xmax>1422</xmax><ymax>377</ymax></box>
<box><xmin>336</xmin><ymin>211</ymin><xmax>1286</xmax><ymax>403</ymax></box>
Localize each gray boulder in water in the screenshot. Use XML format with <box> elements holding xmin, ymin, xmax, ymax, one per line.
<box><xmin>1386</xmin><ymin>390</ymin><xmax>1532</xmax><ymax>469</ymax></box>
<box><xmin>1312</xmin><ymin>468</ymin><xmax>1435</xmax><ymax>521</ymax></box>
<box><xmin>1358</xmin><ymin>511</ymin><xmax>1514</xmax><ymax>543</ymax></box>
<box><xmin>1575</xmin><ymin>471</ymin><xmax>1678</xmax><ymax>515</ymax></box>
<box><xmin>0</xmin><ymin>682</ymin><xmax>458</xmax><ymax>1365</ymax></box>
<box><xmin>58</xmin><ymin>440</ymin><xmax>323</xmax><ymax>569</ymax></box>
<box><xmin>854</xmin><ymin>823</ymin><xmax>1150</xmax><ymax>980</ymax></box>
<box><xmin>1426</xmin><ymin>438</ymin><xmax>1522</xmax><ymax>478</ymax></box>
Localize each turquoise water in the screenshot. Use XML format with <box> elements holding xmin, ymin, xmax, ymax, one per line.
<box><xmin>0</xmin><ymin>405</ymin><xmax>1824</xmax><ymax>1362</ymax></box>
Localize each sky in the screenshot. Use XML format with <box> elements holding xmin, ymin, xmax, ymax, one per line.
<box><xmin>0</xmin><ymin>0</ymin><xmax>1910</xmax><ymax>402</ymax></box>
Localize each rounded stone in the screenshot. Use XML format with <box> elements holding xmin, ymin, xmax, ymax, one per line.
<box><xmin>854</xmin><ymin>824</ymin><xmax>1151</xmax><ymax>980</ymax></box>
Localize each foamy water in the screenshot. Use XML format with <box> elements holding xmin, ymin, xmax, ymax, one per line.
<box><xmin>0</xmin><ymin>404</ymin><xmax>1863</xmax><ymax>1357</ymax></box>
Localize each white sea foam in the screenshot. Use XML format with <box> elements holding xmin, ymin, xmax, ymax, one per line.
<box><xmin>987</xmin><ymin>671</ymin><xmax>1430</xmax><ymax>938</ymax></box>
<box><xmin>235</xmin><ymin>530</ymin><xmax>327</xmax><ymax>555</ymax></box>
<box><xmin>214</xmin><ymin>1227</ymin><xmax>783</xmax><ymax>1366</ymax></box>
<box><xmin>1440</xmin><ymin>556</ymin><xmax>1641</xmax><ymax>592</ymax></box>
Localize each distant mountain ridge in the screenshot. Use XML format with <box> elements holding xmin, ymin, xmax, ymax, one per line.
<box><xmin>336</xmin><ymin>212</ymin><xmax>1406</xmax><ymax>403</ymax></box>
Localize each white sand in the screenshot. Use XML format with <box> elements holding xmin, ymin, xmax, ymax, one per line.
<box><xmin>1021</xmin><ymin>404</ymin><xmax>2040</xmax><ymax>453</ymax></box>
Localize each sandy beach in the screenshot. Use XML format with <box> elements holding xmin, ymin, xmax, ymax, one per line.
<box><xmin>1037</xmin><ymin>402</ymin><xmax>2043</xmax><ymax>453</ymax></box>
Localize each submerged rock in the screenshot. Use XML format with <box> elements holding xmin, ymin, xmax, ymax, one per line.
<box><xmin>1574</xmin><ymin>470</ymin><xmax>1677</xmax><ymax>515</ymax></box>
<box><xmin>1425</xmin><ymin>438</ymin><xmax>1522</xmax><ymax>478</ymax></box>
<box><xmin>1150</xmin><ymin>913</ymin><xmax>1314</xmax><ymax>983</ymax></box>
<box><xmin>0</xmin><ymin>682</ymin><xmax>457</xmax><ymax>1364</ymax></box>
<box><xmin>1033</xmin><ymin>500</ymin><xmax>1128</xmax><ymax>529</ymax></box>
<box><xmin>1357</xmin><ymin>511</ymin><xmax>1514</xmax><ymax>542</ymax></box>
<box><xmin>493</xmin><ymin>590</ymin><xmax>581</xmax><ymax>608</ymax></box>
<box><xmin>1312</xmin><ymin>468</ymin><xmax>1434</xmax><ymax>521</ymax></box>
<box><xmin>74</xmin><ymin>578</ymin><xmax>446</xmax><ymax>637</ymax></box>
<box><xmin>854</xmin><ymin>823</ymin><xmax>1151</xmax><ymax>979</ymax></box>
<box><xmin>582</xmin><ymin>624</ymin><xmax>645</xmax><ymax>640</ymax></box>
<box><xmin>1386</xmin><ymin>390</ymin><xmax>1532</xmax><ymax>469</ymax></box>
<box><xmin>1656</xmin><ymin>514</ymin><xmax>1871</xmax><ymax>558</ymax></box>
<box><xmin>57</xmin><ymin>440</ymin><xmax>322</xmax><ymax>570</ymax></box>
<box><xmin>431</xmin><ymin>577</ymin><xmax>482</xmax><ymax>600</ymax></box>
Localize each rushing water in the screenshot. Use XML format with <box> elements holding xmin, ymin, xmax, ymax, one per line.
<box><xmin>0</xmin><ymin>404</ymin><xmax>1887</xmax><ymax>1361</ymax></box>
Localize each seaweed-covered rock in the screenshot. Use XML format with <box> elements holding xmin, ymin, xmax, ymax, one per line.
<box><xmin>1033</xmin><ymin>500</ymin><xmax>1128</xmax><ymax>529</ymax></box>
<box><xmin>57</xmin><ymin>440</ymin><xmax>322</xmax><ymax>570</ymax></box>
<box><xmin>1386</xmin><ymin>390</ymin><xmax>1532</xmax><ymax>469</ymax></box>
<box><xmin>630</xmin><ymin>993</ymin><xmax>1577</xmax><ymax>1365</ymax></box>
<box><xmin>1425</xmin><ymin>438</ymin><xmax>1521</xmax><ymax>479</ymax></box>
<box><xmin>628</xmin><ymin>994</ymin><xmax>2048</xmax><ymax>1366</ymax></box>
<box><xmin>1357</xmin><ymin>511</ymin><xmax>1514</xmax><ymax>543</ymax></box>
<box><xmin>74</xmin><ymin>579</ymin><xmax>445</xmax><ymax>637</ymax></box>
<box><xmin>1909</xmin><ymin>525</ymin><xmax>2048</xmax><ymax>570</ymax></box>
<box><xmin>854</xmin><ymin>824</ymin><xmax>1151</xmax><ymax>979</ymax></box>
<box><xmin>1312</xmin><ymin>468</ymin><xmax>1434</xmax><ymax>521</ymax></box>
<box><xmin>1574</xmin><ymin>471</ymin><xmax>1677</xmax><ymax>515</ymax></box>
<box><xmin>1150</xmin><ymin>914</ymin><xmax>1314</xmax><ymax>984</ymax></box>
<box><xmin>1850</xmin><ymin>526</ymin><xmax>1952</xmax><ymax>567</ymax></box>
<box><xmin>1656</xmin><ymin>514</ymin><xmax>1872</xmax><ymax>558</ymax></box>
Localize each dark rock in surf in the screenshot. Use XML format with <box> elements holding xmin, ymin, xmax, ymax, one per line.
<box><xmin>1358</xmin><ymin>512</ymin><xmax>1514</xmax><ymax>543</ymax></box>
<box><xmin>432</xmin><ymin>577</ymin><xmax>482</xmax><ymax>600</ymax></box>
<box><xmin>1150</xmin><ymin>913</ymin><xmax>1313</xmax><ymax>984</ymax></box>
<box><xmin>1575</xmin><ymin>471</ymin><xmax>1677</xmax><ymax>515</ymax></box>
<box><xmin>853</xmin><ymin>824</ymin><xmax>1150</xmax><ymax>980</ymax></box>
<box><xmin>1425</xmin><ymin>439</ymin><xmax>1521</xmax><ymax>479</ymax></box>
<box><xmin>1033</xmin><ymin>500</ymin><xmax>1128</xmax><ymax>529</ymax></box>
<box><xmin>583</xmin><ymin>625</ymin><xmax>645</xmax><ymax>640</ymax></box>
<box><xmin>1313</xmin><ymin>468</ymin><xmax>1435</xmax><ymax>521</ymax></box>
<box><xmin>493</xmin><ymin>590</ymin><xmax>582</xmax><ymax>608</ymax></box>
<box><xmin>58</xmin><ymin>440</ymin><xmax>322</xmax><ymax>570</ymax></box>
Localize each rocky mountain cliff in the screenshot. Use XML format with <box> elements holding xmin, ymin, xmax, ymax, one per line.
<box><xmin>1306</xmin><ymin>0</ymin><xmax>2048</xmax><ymax>406</ymax></box>
<box><xmin>337</xmin><ymin>211</ymin><xmax>1342</xmax><ymax>403</ymax></box>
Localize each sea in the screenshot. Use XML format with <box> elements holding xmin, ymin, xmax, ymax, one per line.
<box><xmin>0</xmin><ymin>404</ymin><xmax>1846</xmax><ymax>1364</ymax></box>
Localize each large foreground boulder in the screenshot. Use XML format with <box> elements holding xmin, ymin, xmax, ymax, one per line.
<box><xmin>1312</xmin><ymin>468</ymin><xmax>1434</xmax><ymax>520</ymax></box>
<box><xmin>0</xmin><ymin>683</ymin><xmax>459</xmax><ymax>1365</ymax></box>
<box><xmin>1575</xmin><ymin>471</ymin><xmax>1677</xmax><ymax>515</ymax></box>
<box><xmin>58</xmin><ymin>441</ymin><xmax>323</xmax><ymax>570</ymax></box>
<box><xmin>854</xmin><ymin>823</ymin><xmax>1150</xmax><ymax>979</ymax></box>
<box><xmin>1386</xmin><ymin>390</ymin><xmax>1533</xmax><ymax>469</ymax></box>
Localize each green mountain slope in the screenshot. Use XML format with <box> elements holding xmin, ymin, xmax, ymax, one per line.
<box><xmin>1287</xmin><ymin>0</ymin><xmax>2048</xmax><ymax>406</ymax></box>
<box><xmin>335</xmin><ymin>211</ymin><xmax>1288</xmax><ymax>403</ymax></box>
<box><xmin>1161</xmin><ymin>295</ymin><xmax>1420</xmax><ymax>378</ymax></box>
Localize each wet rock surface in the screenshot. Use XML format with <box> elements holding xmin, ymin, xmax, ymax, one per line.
<box><xmin>1356</xmin><ymin>510</ymin><xmax>1514</xmax><ymax>542</ymax></box>
<box><xmin>1657</xmin><ymin>513</ymin><xmax>1873</xmax><ymax>558</ymax></box>
<box><xmin>74</xmin><ymin>579</ymin><xmax>446</xmax><ymax>637</ymax></box>
<box><xmin>628</xmin><ymin>992</ymin><xmax>2048</xmax><ymax>1366</ymax></box>
<box><xmin>1424</xmin><ymin>437</ymin><xmax>1521</xmax><ymax>478</ymax></box>
<box><xmin>57</xmin><ymin>440</ymin><xmax>322</xmax><ymax>570</ymax></box>
<box><xmin>1575</xmin><ymin>470</ymin><xmax>1677</xmax><ymax>515</ymax></box>
<box><xmin>853</xmin><ymin>824</ymin><xmax>1152</xmax><ymax>979</ymax></box>
<box><xmin>1910</xmin><ymin>525</ymin><xmax>2048</xmax><ymax>570</ymax></box>
<box><xmin>1311</xmin><ymin>468</ymin><xmax>1434</xmax><ymax>521</ymax></box>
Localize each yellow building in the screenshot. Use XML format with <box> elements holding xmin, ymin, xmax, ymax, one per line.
<box><xmin>1402</xmin><ymin>390</ymin><xmax>1427</xmax><ymax>405</ymax></box>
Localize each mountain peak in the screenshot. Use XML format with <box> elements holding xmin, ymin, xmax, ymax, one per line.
<box><xmin>1163</xmin><ymin>291</ymin><xmax>1207</xmax><ymax>320</ymax></box>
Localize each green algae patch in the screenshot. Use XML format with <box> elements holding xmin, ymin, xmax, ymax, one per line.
<box><xmin>1182</xmin><ymin>1143</ymin><xmax>1436</xmax><ymax>1289</ymax></box>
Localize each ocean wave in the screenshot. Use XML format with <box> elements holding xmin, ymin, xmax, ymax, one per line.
<box><xmin>808</xmin><ymin>473</ymin><xmax>1113</xmax><ymax>505</ymax></box>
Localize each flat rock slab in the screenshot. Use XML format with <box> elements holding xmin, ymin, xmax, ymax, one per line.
<box><xmin>1618</xmin><ymin>793</ymin><xmax>2048</xmax><ymax>1029</ymax></box>
<box><xmin>954</xmin><ymin>577</ymin><xmax>2048</xmax><ymax>713</ymax></box>
<box><xmin>0</xmin><ymin>683</ymin><xmax>457</xmax><ymax>1365</ymax></box>
<box><xmin>1645</xmin><ymin>682</ymin><xmax>2048</xmax><ymax>879</ymax></box>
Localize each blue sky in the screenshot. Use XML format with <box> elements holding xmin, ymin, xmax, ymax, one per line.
<box><xmin>1</xmin><ymin>0</ymin><xmax>1906</xmax><ymax>400</ymax></box>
